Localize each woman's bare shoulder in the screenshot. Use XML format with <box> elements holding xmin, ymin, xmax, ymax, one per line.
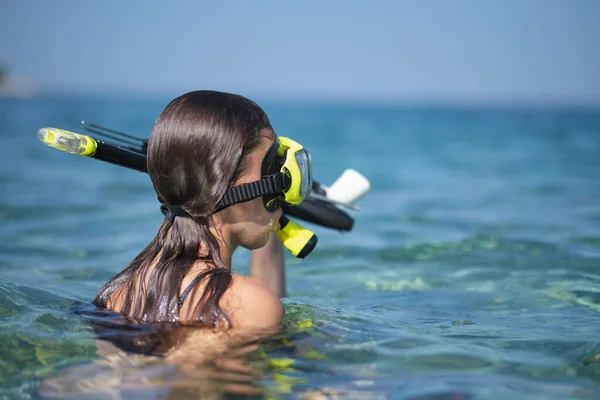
<box><xmin>222</xmin><ymin>274</ymin><xmax>284</xmax><ymax>329</ymax></box>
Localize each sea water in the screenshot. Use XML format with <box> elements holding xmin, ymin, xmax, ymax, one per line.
<box><xmin>0</xmin><ymin>96</ymin><xmax>599</xmax><ymax>399</ymax></box>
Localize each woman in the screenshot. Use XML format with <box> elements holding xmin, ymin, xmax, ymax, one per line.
<box><xmin>93</xmin><ymin>90</ymin><xmax>290</xmax><ymax>330</ymax></box>
<box><xmin>39</xmin><ymin>90</ymin><xmax>316</xmax><ymax>399</ymax></box>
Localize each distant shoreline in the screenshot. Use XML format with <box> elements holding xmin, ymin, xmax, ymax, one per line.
<box><xmin>2</xmin><ymin>90</ymin><xmax>599</xmax><ymax>113</ymax></box>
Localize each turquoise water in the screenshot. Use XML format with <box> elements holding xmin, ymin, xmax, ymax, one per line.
<box><xmin>1</xmin><ymin>96</ymin><xmax>599</xmax><ymax>399</ymax></box>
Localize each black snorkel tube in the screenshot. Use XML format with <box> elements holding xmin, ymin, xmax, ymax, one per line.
<box><xmin>37</xmin><ymin>122</ymin><xmax>357</xmax><ymax>258</ymax></box>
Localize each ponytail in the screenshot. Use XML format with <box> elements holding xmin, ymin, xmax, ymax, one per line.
<box><xmin>93</xmin><ymin>214</ymin><xmax>232</xmax><ymax>327</ymax></box>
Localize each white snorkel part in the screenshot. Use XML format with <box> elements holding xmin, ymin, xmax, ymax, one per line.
<box><xmin>310</xmin><ymin>168</ymin><xmax>371</xmax><ymax>210</ymax></box>
<box><xmin>324</xmin><ymin>168</ymin><xmax>371</xmax><ymax>204</ymax></box>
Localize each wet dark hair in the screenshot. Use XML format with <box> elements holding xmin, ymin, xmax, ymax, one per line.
<box><xmin>94</xmin><ymin>90</ymin><xmax>273</xmax><ymax>327</ymax></box>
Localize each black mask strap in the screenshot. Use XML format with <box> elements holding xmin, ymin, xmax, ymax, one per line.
<box><xmin>215</xmin><ymin>173</ymin><xmax>289</xmax><ymax>213</ymax></box>
<box><xmin>158</xmin><ymin>172</ymin><xmax>288</xmax><ymax>221</ymax></box>
<box><xmin>160</xmin><ymin>201</ymin><xmax>191</xmax><ymax>223</ymax></box>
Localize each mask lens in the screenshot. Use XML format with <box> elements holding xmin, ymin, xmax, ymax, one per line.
<box><xmin>295</xmin><ymin>149</ymin><xmax>313</xmax><ymax>200</ymax></box>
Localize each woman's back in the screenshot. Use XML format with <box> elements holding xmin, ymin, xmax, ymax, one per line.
<box><xmin>106</xmin><ymin>263</ymin><xmax>284</xmax><ymax>329</ymax></box>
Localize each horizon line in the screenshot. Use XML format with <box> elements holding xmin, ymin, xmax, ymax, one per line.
<box><xmin>2</xmin><ymin>84</ymin><xmax>600</xmax><ymax>111</ymax></box>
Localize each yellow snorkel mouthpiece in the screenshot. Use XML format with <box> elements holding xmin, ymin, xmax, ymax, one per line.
<box><xmin>276</xmin><ymin>215</ymin><xmax>318</xmax><ymax>259</ymax></box>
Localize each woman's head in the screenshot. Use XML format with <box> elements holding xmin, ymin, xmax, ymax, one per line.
<box><xmin>147</xmin><ymin>90</ymin><xmax>281</xmax><ymax>250</ymax></box>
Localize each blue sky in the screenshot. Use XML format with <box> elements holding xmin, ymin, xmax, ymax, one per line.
<box><xmin>1</xmin><ymin>0</ymin><xmax>599</xmax><ymax>105</ymax></box>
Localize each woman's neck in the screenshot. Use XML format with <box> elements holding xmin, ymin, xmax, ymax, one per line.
<box><xmin>203</xmin><ymin>218</ymin><xmax>237</xmax><ymax>271</ymax></box>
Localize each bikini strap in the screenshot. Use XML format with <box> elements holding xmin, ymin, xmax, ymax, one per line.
<box><xmin>177</xmin><ymin>275</ymin><xmax>203</xmax><ymax>309</ymax></box>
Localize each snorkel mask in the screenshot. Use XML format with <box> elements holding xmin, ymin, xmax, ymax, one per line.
<box><xmin>215</xmin><ymin>136</ymin><xmax>313</xmax><ymax>213</ymax></box>
<box><xmin>214</xmin><ymin>135</ymin><xmax>318</xmax><ymax>258</ymax></box>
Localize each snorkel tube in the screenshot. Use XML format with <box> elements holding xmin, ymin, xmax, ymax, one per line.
<box><xmin>37</xmin><ymin>124</ymin><xmax>365</xmax><ymax>259</ymax></box>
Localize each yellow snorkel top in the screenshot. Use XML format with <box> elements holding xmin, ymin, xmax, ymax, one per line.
<box><xmin>37</xmin><ymin>126</ymin><xmax>149</xmax><ymax>172</ymax></box>
<box><xmin>37</xmin><ymin>128</ymin><xmax>98</xmax><ymax>157</ymax></box>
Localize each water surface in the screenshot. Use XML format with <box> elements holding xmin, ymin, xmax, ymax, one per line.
<box><xmin>1</xmin><ymin>97</ymin><xmax>599</xmax><ymax>399</ymax></box>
